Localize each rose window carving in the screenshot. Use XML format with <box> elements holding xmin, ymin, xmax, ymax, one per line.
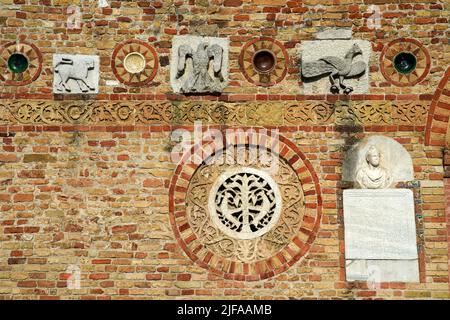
<box><xmin>170</xmin><ymin>138</ymin><xmax>322</xmax><ymax>280</ymax></box>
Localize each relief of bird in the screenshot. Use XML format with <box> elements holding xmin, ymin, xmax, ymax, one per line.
<box><xmin>302</xmin><ymin>43</ymin><xmax>366</xmax><ymax>94</ymax></box>
<box><xmin>177</xmin><ymin>42</ymin><xmax>224</xmax><ymax>93</ymax></box>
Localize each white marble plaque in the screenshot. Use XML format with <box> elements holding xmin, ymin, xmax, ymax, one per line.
<box><xmin>343</xmin><ymin>189</ymin><xmax>418</xmax><ymax>260</ymax></box>
<box><xmin>53</xmin><ymin>54</ymin><xmax>100</xmax><ymax>94</ymax></box>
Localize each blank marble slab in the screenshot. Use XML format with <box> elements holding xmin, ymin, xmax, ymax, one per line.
<box><xmin>346</xmin><ymin>259</ymin><xmax>419</xmax><ymax>282</ymax></box>
<box><xmin>343</xmin><ymin>189</ymin><xmax>418</xmax><ymax>260</ymax></box>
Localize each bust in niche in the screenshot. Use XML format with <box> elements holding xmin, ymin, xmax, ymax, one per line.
<box><xmin>355</xmin><ymin>145</ymin><xmax>393</xmax><ymax>189</ymax></box>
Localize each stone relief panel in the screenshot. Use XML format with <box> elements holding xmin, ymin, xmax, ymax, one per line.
<box><xmin>301</xmin><ymin>40</ymin><xmax>371</xmax><ymax>95</ymax></box>
<box><xmin>0</xmin><ymin>100</ymin><xmax>429</xmax><ymax>126</ymax></box>
<box><xmin>53</xmin><ymin>54</ymin><xmax>100</xmax><ymax>94</ymax></box>
<box><xmin>170</xmin><ymin>36</ymin><xmax>229</xmax><ymax>94</ymax></box>
<box><xmin>342</xmin><ymin>135</ymin><xmax>414</xmax><ymax>187</ymax></box>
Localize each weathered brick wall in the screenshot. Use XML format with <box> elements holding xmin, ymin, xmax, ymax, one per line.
<box><xmin>0</xmin><ymin>0</ymin><xmax>449</xmax><ymax>300</ymax></box>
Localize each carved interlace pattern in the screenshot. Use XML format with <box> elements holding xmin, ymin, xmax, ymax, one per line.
<box><xmin>210</xmin><ymin>168</ymin><xmax>281</xmax><ymax>240</ymax></box>
<box><xmin>186</xmin><ymin>148</ymin><xmax>304</xmax><ymax>263</ymax></box>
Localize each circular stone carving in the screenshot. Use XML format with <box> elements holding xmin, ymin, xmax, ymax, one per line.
<box><xmin>380</xmin><ymin>38</ymin><xmax>430</xmax><ymax>87</ymax></box>
<box><xmin>208</xmin><ymin>167</ymin><xmax>282</xmax><ymax>240</ymax></box>
<box><xmin>111</xmin><ymin>39</ymin><xmax>158</xmax><ymax>86</ymax></box>
<box><xmin>239</xmin><ymin>37</ymin><xmax>288</xmax><ymax>86</ymax></box>
<box><xmin>169</xmin><ymin>134</ymin><xmax>322</xmax><ymax>281</ymax></box>
<box><xmin>0</xmin><ymin>41</ymin><xmax>43</xmax><ymax>86</ymax></box>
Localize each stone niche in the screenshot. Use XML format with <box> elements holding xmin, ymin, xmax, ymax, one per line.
<box><xmin>170</xmin><ymin>35</ymin><xmax>229</xmax><ymax>94</ymax></box>
<box><xmin>300</xmin><ymin>40</ymin><xmax>371</xmax><ymax>95</ymax></box>
<box><xmin>52</xmin><ymin>54</ymin><xmax>100</xmax><ymax>94</ymax></box>
<box><xmin>342</xmin><ymin>135</ymin><xmax>419</xmax><ymax>282</ymax></box>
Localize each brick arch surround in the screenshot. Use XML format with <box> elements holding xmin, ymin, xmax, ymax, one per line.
<box><xmin>425</xmin><ymin>67</ymin><xmax>450</xmax><ymax>147</ymax></box>
<box><xmin>425</xmin><ymin>67</ymin><xmax>450</xmax><ymax>292</ymax></box>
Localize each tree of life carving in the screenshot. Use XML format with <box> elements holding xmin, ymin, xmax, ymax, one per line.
<box><xmin>208</xmin><ymin>167</ymin><xmax>281</xmax><ymax>240</ymax></box>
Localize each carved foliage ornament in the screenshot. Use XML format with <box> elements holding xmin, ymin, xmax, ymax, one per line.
<box><xmin>0</xmin><ymin>100</ymin><xmax>428</xmax><ymax>126</ymax></box>
<box><xmin>380</xmin><ymin>38</ymin><xmax>430</xmax><ymax>87</ymax></box>
<box><xmin>208</xmin><ymin>167</ymin><xmax>282</xmax><ymax>240</ymax></box>
<box><xmin>0</xmin><ymin>41</ymin><xmax>43</xmax><ymax>86</ymax></box>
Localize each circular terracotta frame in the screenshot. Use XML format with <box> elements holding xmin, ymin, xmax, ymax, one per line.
<box><xmin>380</xmin><ymin>38</ymin><xmax>431</xmax><ymax>87</ymax></box>
<box><xmin>239</xmin><ymin>37</ymin><xmax>289</xmax><ymax>87</ymax></box>
<box><xmin>0</xmin><ymin>41</ymin><xmax>43</xmax><ymax>86</ymax></box>
<box><xmin>168</xmin><ymin>131</ymin><xmax>322</xmax><ymax>281</ymax></box>
<box><xmin>111</xmin><ymin>39</ymin><xmax>159</xmax><ymax>87</ymax></box>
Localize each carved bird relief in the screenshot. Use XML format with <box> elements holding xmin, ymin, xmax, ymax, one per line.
<box><xmin>176</xmin><ymin>43</ymin><xmax>225</xmax><ymax>93</ymax></box>
<box><xmin>302</xmin><ymin>43</ymin><xmax>366</xmax><ymax>94</ymax></box>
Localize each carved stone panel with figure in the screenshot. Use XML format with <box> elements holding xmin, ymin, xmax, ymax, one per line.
<box><xmin>53</xmin><ymin>54</ymin><xmax>100</xmax><ymax>94</ymax></box>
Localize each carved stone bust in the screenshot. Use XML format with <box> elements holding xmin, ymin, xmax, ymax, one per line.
<box><xmin>355</xmin><ymin>145</ymin><xmax>393</xmax><ymax>189</ymax></box>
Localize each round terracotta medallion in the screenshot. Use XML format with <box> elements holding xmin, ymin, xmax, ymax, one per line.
<box><xmin>380</xmin><ymin>38</ymin><xmax>430</xmax><ymax>87</ymax></box>
<box><xmin>239</xmin><ymin>37</ymin><xmax>289</xmax><ymax>87</ymax></box>
<box><xmin>0</xmin><ymin>41</ymin><xmax>43</xmax><ymax>86</ymax></box>
<box><xmin>111</xmin><ymin>39</ymin><xmax>158</xmax><ymax>86</ymax></box>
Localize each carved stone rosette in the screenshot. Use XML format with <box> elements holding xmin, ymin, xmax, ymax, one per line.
<box><xmin>169</xmin><ymin>133</ymin><xmax>322</xmax><ymax>280</ymax></box>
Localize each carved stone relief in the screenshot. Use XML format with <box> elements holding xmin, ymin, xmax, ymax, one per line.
<box><xmin>170</xmin><ymin>36</ymin><xmax>229</xmax><ymax>93</ymax></box>
<box><xmin>301</xmin><ymin>40</ymin><xmax>371</xmax><ymax>94</ymax></box>
<box><xmin>208</xmin><ymin>167</ymin><xmax>282</xmax><ymax>240</ymax></box>
<box><xmin>0</xmin><ymin>100</ymin><xmax>429</xmax><ymax>126</ymax></box>
<box><xmin>53</xmin><ymin>54</ymin><xmax>100</xmax><ymax>94</ymax></box>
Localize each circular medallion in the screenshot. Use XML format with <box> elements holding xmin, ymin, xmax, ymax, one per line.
<box><xmin>0</xmin><ymin>41</ymin><xmax>43</xmax><ymax>86</ymax></box>
<box><xmin>123</xmin><ymin>52</ymin><xmax>146</xmax><ymax>74</ymax></box>
<box><xmin>111</xmin><ymin>39</ymin><xmax>158</xmax><ymax>87</ymax></box>
<box><xmin>239</xmin><ymin>37</ymin><xmax>288</xmax><ymax>86</ymax></box>
<box><xmin>169</xmin><ymin>133</ymin><xmax>322</xmax><ymax>281</ymax></box>
<box><xmin>380</xmin><ymin>38</ymin><xmax>430</xmax><ymax>87</ymax></box>
<box><xmin>208</xmin><ymin>167</ymin><xmax>282</xmax><ymax>240</ymax></box>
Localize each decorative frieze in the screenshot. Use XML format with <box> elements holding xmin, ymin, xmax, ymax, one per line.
<box><xmin>0</xmin><ymin>100</ymin><xmax>429</xmax><ymax>126</ymax></box>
